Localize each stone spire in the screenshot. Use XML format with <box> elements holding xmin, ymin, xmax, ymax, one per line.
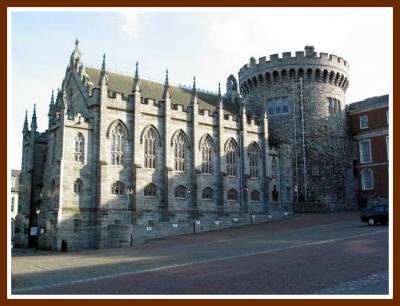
<box><xmin>132</xmin><ymin>61</ymin><xmax>141</xmax><ymax>92</ymax></box>
<box><xmin>163</xmin><ymin>69</ymin><xmax>170</xmax><ymax>99</ymax></box>
<box><xmin>192</xmin><ymin>76</ymin><xmax>197</xmax><ymax>94</ymax></box>
<box><xmin>99</xmin><ymin>54</ymin><xmax>108</xmax><ymax>85</ymax></box>
<box><xmin>217</xmin><ymin>82</ymin><xmax>223</xmax><ymax>110</ymax></box>
<box><xmin>70</xmin><ymin>38</ymin><xmax>82</xmax><ymax>68</ymax></box>
<box><xmin>23</xmin><ymin>110</ymin><xmax>29</xmax><ymax>133</ymax></box>
<box><xmin>31</xmin><ymin>104</ymin><xmax>37</xmax><ymax>130</ymax></box>
<box><xmin>50</xmin><ymin>89</ymin><xmax>54</xmax><ymax>106</ymax></box>
<box><xmin>218</xmin><ymin>82</ymin><xmax>222</xmax><ymax>99</ymax></box>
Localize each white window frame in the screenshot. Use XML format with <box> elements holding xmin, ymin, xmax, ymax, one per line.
<box><xmin>359</xmin><ymin>114</ymin><xmax>368</xmax><ymax>129</ymax></box>
<box><xmin>361</xmin><ymin>168</ymin><xmax>374</xmax><ymax>190</ymax></box>
<box><xmin>359</xmin><ymin>139</ymin><xmax>372</xmax><ymax>164</ymax></box>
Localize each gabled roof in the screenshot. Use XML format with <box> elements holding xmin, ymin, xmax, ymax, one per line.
<box><xmin>85</xmin><ymin>67</ymin><xmax>240</xmax><ymax>115</ymax></box>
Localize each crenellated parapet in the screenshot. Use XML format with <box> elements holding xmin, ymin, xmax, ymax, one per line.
<box><xmin>239</xmin><ymin>46</ymin><xmax>350</xmax><ymax>96</ymax></box>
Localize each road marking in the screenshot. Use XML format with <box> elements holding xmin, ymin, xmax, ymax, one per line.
<box><xmin>12</xmin><ymin>230</ymin><xmax>388</xmax><ymax>294</ymax></box>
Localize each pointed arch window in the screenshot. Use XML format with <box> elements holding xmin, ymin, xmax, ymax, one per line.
<box><xmin>227</xmin><ymin>189</ymin><xmax>238</xmax><ymax>201</ymax></box>
<box><xmin>74</xmin><ymin>178</ymin><xmax>83</xmax><ymax>194</ymax></box>
<box><xmin>111</xmin><ymin>123</ymin><xmax>126</xmax><ymax>166</ymax></box>
<box><xmin>111</xmin><ymin>181</ymin><xmax>124</xmax><ymax>195</ymax></box>
<box><xmin>174</xmin><ymin>185</ymin><xmax>187</xmax><ymax>198</ymax></box>
<box><xmin>271</xmin><ymin>157</ymin><xmax>278</xmax><ymax>180</ymax></box>
<box><xmin>248</xmin><ymin>142</ymin><xmax>260</xmax><ymax>179</ymax></box>
<box><xmin>144</xmin><ymin>183</ymin><xmax>157</xmax><ymax>197</ymax></box>
<box><xmin>201</xmin><ymin>135</ymin><xmax>214</xmax><ymax>174</ymax></box>
<box><xmin>74</xmin><ymin>133</ymin><xmax>84</xmax><ymax>163</ymax></box>
<box><xmin>251</xmin><ymin>190</ymin><xmax>260</xmax><ymax>202</ymax></box>
<box><xmin>202</xmin><ymin>187</ymin><xmax>213</xmax><ymax>200</ymax></box>
<box><xmin>173</xmin><ymin>131</ymin><xmax>187</xmax><ymax>172</ymax></box>
<box><xmin>144</xmin><ymin>127</ymin><xmax>158</xmax><ymax>169</ymax></box>
<box><xmin>226</xmin><ymin>139</ymin><xmax>238</xmax><ymax>177</ymax></box>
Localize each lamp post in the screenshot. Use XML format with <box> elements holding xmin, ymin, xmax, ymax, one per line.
<box><xmin>35</xmin><ymin>207</ymin><xmax>40</xmax><ymax>252</ymax></box>
<box><xmin>127</xmin><ymin>188</ymin><xmax>133</xmax><ymax>246</ymax></box>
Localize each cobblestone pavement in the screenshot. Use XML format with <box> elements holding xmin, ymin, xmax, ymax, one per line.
<box><xmin>11</xmin><ymin>211</ymin><xmax>390</xmax><ymax>295</ymax></box>
<box><xmin>314</xmin><ymin>271</ymin><xmax>389</xmax><ymax>295</ymax></box>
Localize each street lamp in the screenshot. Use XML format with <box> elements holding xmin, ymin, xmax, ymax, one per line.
<box><xmin>35</xmin><ymin>207</ymin><xmax>40</xmax><ymax>252</ymax></box>
<box><xmin>126</xmin><ymin>188</ymin><xmax>134</xmax><ymax>246</ymax></box>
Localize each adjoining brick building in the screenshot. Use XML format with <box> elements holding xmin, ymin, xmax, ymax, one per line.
<box><xmin>347</xmin><ymin>95</ymin><xmax>389</xmax><ymax>208</ymax></box>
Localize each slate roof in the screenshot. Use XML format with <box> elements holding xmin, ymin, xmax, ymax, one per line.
<box><xmin>85</xmin><ymin>67</ymin><xmax>240</xmax><ymax>115</ymax></box>
<box><xmin>348</xmin><ymin>94</ymin><xmax>389</xmax><ymax>111</ymax></box>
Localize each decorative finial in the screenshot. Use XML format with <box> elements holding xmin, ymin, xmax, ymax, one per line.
<box><xmin>50</xmin><ymin>90</ymin><xmax>54</xmax><ymax>105</ymax></box>
<box><xmin>31</xmin><ymin>104</ymin><xmax>37</xmax><ymax>130</ymax></box>
<box><xmin>135</xmin><ymin>61</ymin><xmax>139</xmax><ymax>79</ymax></box>
<box><xmin>75</xmin><ymin>38</ymin><xmax>79</xmax><ymax>48</ymax></box>
<box><xmin>218</xmin><ymin>82</ymin><xmax>221</xmax><ymax>97</ymax></box>
<box><xmin>101</xmin><ymin>54</ymin><xmax>106</xmax><ymax>71</ymax></box>
<box><xmin>165</xmin><ymin>69</ymin><xmax>169</xmax><ymax>86</ymax></box>
<box><xmin>23</xmin><ymin>110</ymin><xmax>29</xmax><ymax>132</ymax></box>
<box><xmin>192</xmin><ymin>76</ymin><xmax>196</xmax><ymax>92</ymax></box>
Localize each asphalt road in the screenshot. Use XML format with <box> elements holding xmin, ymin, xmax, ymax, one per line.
<box><xmin>11</xmin><ymin>211</ymin><xmax>389</xmax><ymax>296</ymax></box>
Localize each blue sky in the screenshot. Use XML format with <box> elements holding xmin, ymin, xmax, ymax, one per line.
<box><xmin>8</xmin><ymin>8</ymin><xmax>392</xmax><ymax>170</ymax></box>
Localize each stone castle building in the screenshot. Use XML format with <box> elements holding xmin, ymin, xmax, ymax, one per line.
<box><xmin>15</xmin><ymin>42</ymin><xmax>358</xmax><ymax>250</ymax></box>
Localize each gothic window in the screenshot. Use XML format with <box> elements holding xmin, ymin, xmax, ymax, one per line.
<box><xmin>173</xmin><ymin>131</ymin><xmax>187</xmax><ymax>172</ymax></box>
<box><xmin>74</xmin><ymin>133</ymin><xmax>84</xmax><ymax>163</ymax></box>
<box><xmin>359</xmin><ymin>140</ymin><xmax>372</xmax><ymax>164</ymax></box>
<box><xmin>144</xmin><ymin>183</ymin><xmax>157</xmax><ymax>197</ymax></box>
<box><xmin>111</xmin><ymin>181</ymin><xmax>124</xmax><ymax>195</ymax></box>
<box><xmin>227</xmin><ymin>189</ymin><xmax>238</xmax><ymax>201</ymax></box>
<box><xmin>225</xmin><ymin>139</ymin><xmax>238</xmax><ymax>177</ymax></box>
<box><xmin>248</xmin><ymin>142</ymin><xmax>260</xmax><ymax>179</ymax></box>
<box><xmin>202</xmin><ymin>187</ymin><xmax>213</xmax><ymax>200</ymax></box>
<box><xmin>73</xmin><ymin>178</ymin><xmax>83</xmax><ymax>194</ymax></box>
<box><xmin>200</xmin><ymin>135</ymin><xmax>214</xmax><ymax>174</ymax></box>
<box><xmin>143</xmin><ymin>127</ymin><xmax>158</xmax><ymax>169</ymax></box>
<box><xmin>271</xmin><ymin>157</ymin><xmax>278</xmax><ymax>180</ymax></box>
<box><xmin>251</xmin><ymin>190</ymin><xmax>260</xmax><ymax>202</ymax></box>
<box><xmin>111</xmin><ymin>123</ymin><xmax>126</xmax><ymax>166</ymax></box>
<box><xmin>361</xmin><ymin>168</ymin><xmax>374</xmax><ymax>190</ymax></box>
<box><xmin>174</xmin><ymin>185</ymin><xmax>187</xmax><ymax>198</ymax></box>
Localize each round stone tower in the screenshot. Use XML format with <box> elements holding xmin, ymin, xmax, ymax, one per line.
<box><xmin>238</xmin><ymin>46</ymin><xmax>355</xmax><ymax>208</ymax></box>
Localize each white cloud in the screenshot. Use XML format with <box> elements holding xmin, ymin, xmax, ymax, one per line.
<box><xmin>119</xmin><ymin>11</ymin><xmax>146</xmax><ymax>38</ymax></box>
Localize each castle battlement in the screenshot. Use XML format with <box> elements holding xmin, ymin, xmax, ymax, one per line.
<box><xmin>241</xmin><ymin>46</ymin><xmax>349</xmax><ymax>72</ymax></box>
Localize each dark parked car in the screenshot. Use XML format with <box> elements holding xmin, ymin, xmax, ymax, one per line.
<box><xmin>360</xmin><ymin>205</ymin><xmax>388</xmax><ymax>225</ymax></box>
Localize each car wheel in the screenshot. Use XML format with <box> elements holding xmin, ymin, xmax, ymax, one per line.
<box><xmin>368</xmin><ymin>218</ymin><xmax>375</xmax><ymax>226</ymax></box>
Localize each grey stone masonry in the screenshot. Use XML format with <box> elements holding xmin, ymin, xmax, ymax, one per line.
<box><xmin>238</xmin><ymin>46</ymin><xmax>355</xmax><ymax>209</ymax></box>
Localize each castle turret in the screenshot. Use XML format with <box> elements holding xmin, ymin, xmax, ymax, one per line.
<box><xmin>238</xmin><ymin>46</ymin><xmax>353</xmax><ymax>207</ymax></box>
